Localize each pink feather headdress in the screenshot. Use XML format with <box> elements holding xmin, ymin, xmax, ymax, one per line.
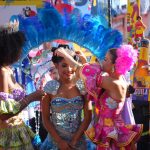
<box><xmin>115</xmin><ymin>45</ymin><xmax>138</xmax><ymax>75</ymax></box>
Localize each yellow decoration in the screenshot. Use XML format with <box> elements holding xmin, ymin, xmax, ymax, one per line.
<box><xmin>0</xmin><ymin>0</ymin><xmax>43</xmax><ymax>7</ymax></box>
<box><xmin>139</xmin><ymin>46</ymin><xmax>149</xmax><ymax>61</ymax></box>
<box><xmin>73</xmin><ymin>43</ymin><xmax>93</xmax><ymax>59</ymax></box>
<box><xmin>127</xmin><ymin>0</ymin><xmax>140</xmax><ymax>25</ymax></box>
<box><xmin>127</xmin><ymin>1</ymin><xmax>150</xmax><ymax>101</ymax></box>
<box><xmin>85</xmin><ymin>126</ymin><xmax>95</xmax><ymax>139</ymax></box>
<box><xmin>127</xmin><ymin>0</ymin><xmax>140</xmax><ymax>44</ymax></box>
<box><xmin>90</xmin><ymin>56</ymin><xmax>97</xmax><ymax>63</ymax></box>
<box><xmin>93</xmin><ymin>0</ymin><xmax>97</xmax><ymax>7</ymax></box>
<box><xmin>104</xmin><ymin>118</ymin><xmax>114</xmax><ymax>127</ymax></box>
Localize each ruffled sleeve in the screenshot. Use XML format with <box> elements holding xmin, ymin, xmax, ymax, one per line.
<box><xmin>0</xmin><ymin>92</ymin><xmax>21</xmax><ymax>114</ymax></box>
<box><xmin>44</xmin><ymin>80</ymin><xmax>60</xmax><ymax>95</ymax></box>
<box><xmin>80</xmin><ymin>63</ymin><xmax>103</xmax><ymax>100</ymax></box>
<box><xmin>76</xmin><ymin>79</ymin><xmax>87</xmax><ymax>95</ymax></box>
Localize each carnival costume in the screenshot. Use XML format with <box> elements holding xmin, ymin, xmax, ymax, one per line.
<box><xmin>10</xmin><ymin>2</ymin><xmax>122</xmax><ymax>64</ymax></box>
<box><xmin>121</xmin><ymin>72</ymin><xmax>135</xmax><ymax>125</ymax></box>
<box><xmin>81</xmin><ymin>45</ymin><xmax>143</xmax><ymax>149</ymax></box>
<box><xmin>40</xmin><ymin>79</ymin><xmax>87</xmax><ymax>150</ymax></box>
<box><xmin>0</xmin><ymin>88</ymin><xmax>35</xmax><ymax>150</ymax></box>
<box><xmin>8</xmin><ymin>3</ymin><xmax>143</xmax><ymax>149</ymax></box>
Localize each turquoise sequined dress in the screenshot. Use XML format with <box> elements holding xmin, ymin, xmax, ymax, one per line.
<box><xmin>40</xmin><ymin>80</ymin><xmax>87</xmax><ymax>150</ymax></box>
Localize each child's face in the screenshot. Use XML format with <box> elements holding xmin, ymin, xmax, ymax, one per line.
<box><xmin>55</xmin><ymin>59</ymin><xmax>75</xmax><ymax>81</ymax></box>
<box><xmin>102</xmin><ymin>52</ymin><xmax>114</xmax><ymax>74</ymax></box>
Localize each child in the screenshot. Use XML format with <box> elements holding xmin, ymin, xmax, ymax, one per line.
<box><xmin>0</xmin><ymin>26</ymin><xmax>44</xmax><ymax>149</ymax></box>
<box><xmin>55</xmin><ymin>44</ymin><xmax>143</xmax><ymax>149</ymax></box>
<box><xmin>40</xmin><ymin>45</ymin><xmax>92</xmax><ymax>150</ymax></box>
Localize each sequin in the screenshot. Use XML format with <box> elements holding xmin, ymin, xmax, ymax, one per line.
<box><xmin>40</xmin><ymin>96</ymin><xmax>87</xmax><ymax>150</ymax></box>
<box><xmin>44</xmin><ymin>80</ymin><xmax>60</xmax><ymax>95</ymax></box>
<box><xmin>44</xmin><ymin>80</ymin><xmax>86</xmax><ymax>95</ymax></box>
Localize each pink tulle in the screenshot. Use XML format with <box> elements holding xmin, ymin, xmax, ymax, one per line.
<box><xmin>115</xmin><ymin>45</ymin><xmax>138</xmax><ymax>75</ymax></box>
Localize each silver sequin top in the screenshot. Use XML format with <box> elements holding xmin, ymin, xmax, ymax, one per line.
<box><xmin>44</xmin><ymin>79</ymin><xmax>86</xmax><ymax>96</ymax></box>
<box><xmin>41</xmin><ymin>80</ymin><xmax>87</xmax><ymax>150</ymax></box>
<box><xmin>51</xmin><ymin>96</ymin><xmax>83</xmax><ymax>136</ymax></box>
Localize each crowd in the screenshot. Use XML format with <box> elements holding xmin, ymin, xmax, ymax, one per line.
<box><xmin>0</xmin><ymin>19</ymin><xmax>143</xmax><ymax>150</ymax></box>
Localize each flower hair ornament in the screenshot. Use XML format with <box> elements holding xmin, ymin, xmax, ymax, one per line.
<box><xmin>9</xmin><ymin>2</ymin><xmax>123</xmax><ymax>64</ymax></box>
<box><xmin>115</xmin><ymin>44</ymin><xmax>138</xmax><ymax>75</ymax></box>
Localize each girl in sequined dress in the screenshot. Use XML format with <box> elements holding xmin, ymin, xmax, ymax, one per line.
<box><xmin>54</xmin><ymin>45</ymin><xmax>143</xmax><ymax>150</ymax></box>
<box><xmin>40</xmin><ymin>45</ymin><xmax>92</xmax><ymax>150</ymax></box>
<box><xmin>0</xmin><ymin>26</ymin><xmax>44</xmax><ymax>150</ymax></box>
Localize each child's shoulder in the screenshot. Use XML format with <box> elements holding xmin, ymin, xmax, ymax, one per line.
<box><xmin>0</xmin><ymin>67</ymin><xmax>9</xmax><ymax>82</ymax></box>
<box><xmin>0</xmin><ymin>67</ymin><xmax>13</xmax><ymax>76</ymax></box>
<box><xmin>0</xmin><ymin>67</ymin><xmax>7</xmax><ymax>73</ymax></box>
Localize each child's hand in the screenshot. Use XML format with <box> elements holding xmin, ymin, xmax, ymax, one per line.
<box><xmin>30</xmin><ymin>90</ymin><xmax>45</xmax><ymax>101</ymax></box>
<box><xmin>75</xmin><ymin>50</ymin><xmax>87</xmax><ymax>64</ymax></box>
<box><xmin>54</xmin><ymin>47</ymin><xmax>69</xmax><ymax>58</ymax></box>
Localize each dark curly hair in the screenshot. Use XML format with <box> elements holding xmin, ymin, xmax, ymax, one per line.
<box><xmin>0</xmin><ymin>28</ymin><xmax>26</xmax><ymax>67</ymax></box>
<box><xmin>109</xmin><ymin>48</ymin><xmax>118</xmax><ymax>64</ymax></box>
<box><xmin>51</xmin><ymin>46</ymin><xmax>63</xmax><ymax>64</ymax></box>
<box><xmin>51</xmin><ymin>44</ymin><xmax>78</xmax><ymax>64</ymax></box>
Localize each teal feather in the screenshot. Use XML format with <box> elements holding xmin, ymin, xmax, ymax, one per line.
<box><xmin>10</xmin><ymin>3</ymin><xmax>122</xmax><ymax>64</ymax></box>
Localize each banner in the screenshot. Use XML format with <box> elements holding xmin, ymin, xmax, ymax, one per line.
<box><xmin>0</xmin><ymin>5</ymin><xmax>37</xmax><ymax>25</ymax></box>
<box><xmin>133</xmin><ymin>38</ymin><xmax>150</xmax><ymax>101</ymax></box>
<box><xmin>127</xmin><ymin>0</ymin><xmax>150</xmax><ymax>101</ymax></box>
<box><xmin>127</xmin><ymin>0</ymin><xmax>141</xmax><ymax>45</ymax></box>
<box><xmin>0</xmin><ymin>0</ymin><xmax>43</xmax><ymax>7</ymax></box>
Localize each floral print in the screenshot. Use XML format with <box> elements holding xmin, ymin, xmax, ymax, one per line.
<box><xmin>106</xmin><ymin>98</ymin><xmax>117</xmax><ymax>109</ymax></box>
<box><xmin>104</xmin><ymin>118</ymin><xmax>114</xmax><ymax>127</ymax></box>
<box><xmin>82</xmin><ymin>64</ymin><xmax>143</xmax><ymax>149</ymax></box>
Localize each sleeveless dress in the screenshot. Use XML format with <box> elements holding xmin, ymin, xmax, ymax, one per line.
<box><xmin>81</xmin><ymin>63</ymin><xmax>143</xmax><ymax>149</ymax></box>
<box><xmin>0</xmin><ymin>89</ymin><xmax>35</xmax><ymax>150</ymax></box>
<box><xmin>121</xmin><ymin>73</ymin><xmax>135</xmax><ymax>125</ymax></box>
<box><xmin>40</xmin><ymin>80</ymin><xmax>87</xmax><ymax>150</ymax></box>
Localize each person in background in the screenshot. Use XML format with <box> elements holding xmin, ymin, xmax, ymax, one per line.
<box><xmin>0</xmin><ymin>26</ymin><xmax>44</xmax><ymax>150</ymax></box>
<box><xmin>135</xmin><ymin>16</ymin><xmax>146</xmax><ymax>40</ymax></box>
<box><xmin>49</xmin><ymin>67</ymin><xmax>59</xmax><ymax>80</ymax></box>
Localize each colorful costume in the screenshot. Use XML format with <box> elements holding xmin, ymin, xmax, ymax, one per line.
<box><xmin>122</xmin><ymin>97</ymin><xmax>135</xmax><ymax>125</ymax></box>
<box><xmin>0</xmin><ymin>89</ymin><xmax>35</xmax><ymax>150</ymax></box>
<box><xmin>122</xmin><ymin>72</ymin><xmax>135</xmax><ymax>125</ymax></box>
<box><xmin>81</xmin><ymin>64</ymin><xmax>143</xmax><ymax>149</ymax></box>
<box><xmin>135</xmin><ymin>20</ymin><xmax>146</xmax><ymax>39</ymax></box>
<box><xmin>40</xmin><ymin>80</ymin><xmax>87</xmax><ymax>150</ymax></box>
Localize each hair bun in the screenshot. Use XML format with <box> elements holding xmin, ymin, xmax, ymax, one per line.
<box><xmin>58</xmin><ymin>44</ymin><xmax>70</xmax><ymax>49</ymax></box>
<box><xmin>51</xmin><ymin>47</ymin><xmax>57</xmax><ymax>52</ymax></box>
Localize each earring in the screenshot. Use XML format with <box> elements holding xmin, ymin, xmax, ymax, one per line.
<box><xmin>111</xmin><ymin>66</ymin><xmax>115</xmax><ymax>73</ymax></box>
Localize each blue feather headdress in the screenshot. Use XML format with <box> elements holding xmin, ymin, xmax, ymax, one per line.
<box><xmin>10</xmin><ymin>3</ymin><xmax>123</xmax><ymax>64</ymax></box>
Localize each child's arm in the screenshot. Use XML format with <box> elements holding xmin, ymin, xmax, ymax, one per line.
<box><xmin>41</xmin><ymin>94</ymin><xmax>72</xmax><ymax>150</ymax></box>
<box><xmin>70</xmin><ymin>95</ymin><xmax>92</xmax><ymax>147</ymax></box>
<box><xmin>55</xmin><ymin>47</ymin><xmax>83</xmax><ymax>78</ymax></box>
<box><xmin>0</xmin><ymin>68</ymin><xmax>9</xmax><ymax>93</ymax></box>
<box><xmin>0</xmin><ymin>67</ymin><xmax>44</xmax><ymax>121</ymax></box>
<box><xmin>0</xmin><ymin>90</ymin><xmax>44</xmax><ymax>121</ymax></box>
